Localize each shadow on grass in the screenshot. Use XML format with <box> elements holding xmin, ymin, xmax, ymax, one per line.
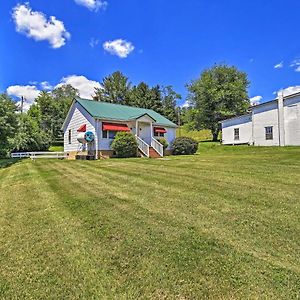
<box><xmin>0</xmin><ymin>158</ymin><xmax>22</xmax><ymax>169</ymax></box>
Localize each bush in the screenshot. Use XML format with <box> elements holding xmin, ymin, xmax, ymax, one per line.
<box><xmin>171</xmin><ymin>137</ymin><xmax>199</xmax><ymax>155</ymax></box>
<box><xmin>157</xmin><ymin>138</ymin><xmax>169</xmax><ymax>150</ymax></box>
<box><xmin>111</xmin><ymin>132</ymin><xmax>138</xmax><ymax>158</ymax></box>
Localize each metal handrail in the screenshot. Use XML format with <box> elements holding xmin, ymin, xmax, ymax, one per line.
<box><xmin>136</xmin><ymin>136</ymin><xmax>149</xmax><ymax>157</ymax></box>
<box><xmin>151</xmin><ymin>138</ymin><xmax>164</xmax><ymax>157</ymax></box>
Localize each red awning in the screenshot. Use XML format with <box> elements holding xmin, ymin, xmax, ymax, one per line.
<box><xmin>77</xmin><ymin>124</ymin><xmax>87</xmax><ymax>132</ymax></box>
<box><xmin>154</xmin><ymin>127</ymin><xmax>167</xmax><ymax>133</ymax></box>
<box><xmin>102</xmin><ymin>122</ymin><xmax>130</xmax><ymax>132</ymax></box>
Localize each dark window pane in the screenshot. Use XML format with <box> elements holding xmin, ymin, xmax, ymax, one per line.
<box><xmin>109</xmin><ymin>131</ymin><xmax>117</xmax><ymax>139</ymax></box>
<box><xmin>103</xmin><ymin>130</ymin><xmax>108</xmax><ymax>138</ymax></box>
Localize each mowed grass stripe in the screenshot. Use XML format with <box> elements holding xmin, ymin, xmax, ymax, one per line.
<box><xmin>0</xmin><ymin>161</ymin><xmax>122</xmax><ymax>299</ymax></box>
<box><xmin>35</xmin><ymin>159</ymin><xmax>300</xmax><ymax>298</ymax></box>
<box><xmin>41</xmin><ymin>159</ymin><xmax>300</xmax><ymax>267</ymax></box>
<box><xmin>0</xmin><ymin>145</ymin><xmax>300</xmax><ymax>299</ymax></box>
<box><xmin>65</xmin><ymin>160</ymin><xmax>300</xmax><ymax>271</ymax></box>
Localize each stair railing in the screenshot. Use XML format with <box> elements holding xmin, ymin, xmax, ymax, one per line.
<box><xmin>151</xmin><ymin>137</ymin><xmax>164</xmax><ymax>157</ymax></box>
<box><xmin>136</xmin><ymin>135</ymin><xmax>150</xmax><ymax>157</ymax></box>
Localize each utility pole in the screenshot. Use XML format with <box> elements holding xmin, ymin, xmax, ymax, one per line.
<box><xmin>20</xmin><ymin>96</ymin><xmax>24</xmax><ymax>114</ymax></box>
<box><xmin>177</xmin><ymin>108</ymin><xmax>181</xmax><ymax>137</ymax></box>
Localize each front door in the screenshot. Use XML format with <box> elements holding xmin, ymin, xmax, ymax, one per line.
<box><xmin>138</xmin><ymin>122</ymin><xmax>151</xmax><ymax>144</ymax></box>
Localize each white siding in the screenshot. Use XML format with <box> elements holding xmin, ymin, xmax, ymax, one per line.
<box><xmin>252</xmin><ymin>102</ymin><xmax>279</xmax><ymax>146</ymax></box>
<box><xmin>163</xmin><ymin>127</ymin><xmax>176</xmax><ymax>149</ymax></box>
<box><xmin>96</xmin><ymin>120</ymin><xmax>134</xmax><ymax>151</ymax></box>
<box><xmin>222</xmin><ymin>115</ymin><xmax>252</xmax><ymax>145</ymax></box>
<box><xmin>284</xmin><ymin>95</ymin><xmax>300</xmax><ymax>145</ymax></box>
<box><xmin>64</xmin><ymin>102</ymin><xmax>96</xmax><ymax>152</ymax></box>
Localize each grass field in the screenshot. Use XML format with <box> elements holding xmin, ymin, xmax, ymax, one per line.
<box><xmin>1</xmin><ymin>145</ymin><xmax>300</xmax><ymax>299</ymax></box>
<box><xmin>176</xmin><ymin>127</ymin><xmax>213</xmax><ymax>142</ymax></box>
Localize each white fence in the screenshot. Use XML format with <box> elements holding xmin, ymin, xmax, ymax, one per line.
<box><xmin>11</xmin><ymin>152</ymin><xmax>67</xmax><ymax>160</ymax></box>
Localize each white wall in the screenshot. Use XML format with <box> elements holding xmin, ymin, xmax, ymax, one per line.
<box><xmin>163</xmin><ymin>127</ymin><xmax>176</xmax><ymax>149</ymax></box>
<box><xmin>64</xmin><ymin>102</ymin><xmax>96</xmax><ymax>152</ymax></box>
<box><xmin>284</xmin><ymin>95</ymin><xmax>300</xmax><ymax>145</ymax></box>
<box><xmin>222</xmin><ymin>115</ymin><xmax>252</xmax><ymax>145</ymax></box>
<box><xmin>252</xmin><ymin>102</ymin><xmax>279</xmax><ymax>146</ymax></box>
<box><xmin>96</xmin><ymin>120</ymin><xmax>135</xmax><ymax>151</ymax></box>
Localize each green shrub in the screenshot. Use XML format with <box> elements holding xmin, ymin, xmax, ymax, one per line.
<box><xmin>171</xmin><ymin>137</ymin><xmax>199</xmax><ymax>155</ymax></box>
<box><xmin>157</xmin><ymin>138</ymin><xmax>169</xmax><ymax>150</ymax></box>
<box><xmin>111</xmin><ymin>132</ymin><xmax>138</xmax><ymax>158</ymax></box>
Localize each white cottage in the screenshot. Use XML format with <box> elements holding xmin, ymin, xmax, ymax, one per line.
<box><xmin>62</xmin><ymin>98</ymin><xmax>178</xmax><ymax>159</ymax></box>
<box><xmin>221</xmin><ymin>91</ymin><xmax>300</xmax><ymax>146</ymax></box>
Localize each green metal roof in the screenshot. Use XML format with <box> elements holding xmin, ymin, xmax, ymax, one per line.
<box><xmin>76</xmin><ymin>98</ymin><xmax>178</xmax><ymax>127</ymax></box>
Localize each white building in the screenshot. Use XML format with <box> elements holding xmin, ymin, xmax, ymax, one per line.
<box><xmin>221</xmin><ymin>91</ymin><xmax>300</xmax><ymax>146</ymax></box>
<box><xmin>62</xmin><ymin>98</ymin><xmax>177</xmax><ymax>159</ymax></box>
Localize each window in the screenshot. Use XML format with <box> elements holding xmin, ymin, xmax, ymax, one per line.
<box><xmin>234</xmin><ymin>128</ymin><xmax>239</xmax><ymax>140</ymax></box>
<box><xmin>153</xmin><ymin>127</ymin><xmax>166</xmax><ymax>137</ymax></box>
<box><xmin>154</xmin><ymin>131</ymin><xmax>165</xmax><ymax>137</ymax></box>
<box><xmin>102</xmin><ymin>130</ymin><xmax>117</xmax><ymax>139</ymax></box>
<box><xmin>109</xmin><ymin>131</ymin><xmax>117</xmax><ymax>139</ymax></box>
<box><xmin>68</xmin><ymin>129</ymin><xmax>72</xmax><ymax>144</ymax></box>
<box><xmin>265</xmin><ymin>126</ymin><xmax>273</xmax><ymax>140</ymax></box>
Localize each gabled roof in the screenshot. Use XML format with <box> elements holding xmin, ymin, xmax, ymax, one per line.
<box><xmin>76</xmin><ymin>98</ymin><xmax>178</xmax><ymax>127</ymax></box>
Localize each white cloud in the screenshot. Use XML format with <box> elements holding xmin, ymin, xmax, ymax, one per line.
<box><xmin>250</xmin><ymin>95</ymin><xmax>262</xmax><ymax>106</ymax></box>
<box><xmin>89</xmin><ymin>37</ymin><xmax>99</xmax><ymax>48</ymax></box>
<box><xmin>274</xmin><ymin>61</ymin><xmax>283</xmax><ymax>69</ymax></box>
<box><xmin>56</xmin><ymin>75</ymin><xmax>101</xmax><ymax>99</ymax></box>
<box><xmin>40</xmin><ymin>81</ymin><xmax>53</xmax><ymax>90</ymax></box>
<box><xmin>181</xmin><ymin>100</ymin><xmax>190</xmax><ymax>108</ymax></box>
<box><xmin>103</xmin><ymin>39</ymin><xmax>134</xmax><ymax>58</ymax></box>
<box><xmin>74</xmin><ymin>0</ymin><xmax>107</xmax><ymax>11</ymax></box>
<box><xmin>6</xmin><ymin>85</ymin><xmax>41</xmax><ymax>111</ymax></box>
<box><xmin>278</xmin><ymin>86</ymin><xmax>300</xmax><ymax>97</ymax></box>
<box><xmin>12</xmin><ymin>3</ymin><xmax>70</xmax><ymax>49</ymax></box>
<box><xmin>290</xmin><ymin>59</ymin><xmax>300</xmax><ymax>72</ymax></box>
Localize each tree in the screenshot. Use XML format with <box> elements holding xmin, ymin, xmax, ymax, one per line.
<box><xmin>161</xmin><ymin>86</ymin><xmax>181</xmax><ymax>123</ymax></box>
<box><xmin>11</xmin><ymin>114</ymin><xmax>51</xmax><ymax>152</ymax></box>
<box><xmin>0</xmin><ymin>94</ymin><xmax>18</xmax><ymax>157</ymax></box>
<box><xmin>129</xmin><ymin>83</ymin><xmax>163</xmax><ymax>114</ymax></box>
<box><xmin>28</xmin><ymin>84</ymin><xmax>78</xmax><ymax>142</ymax></box>
<box><xmin>94</xmin><ymin>71</ymin><xmax>131</xmax><ymax>104</ymax></box>
<box><xmin>187</xmin><ymin>64</ymin><xmax>250</xmax><ymax>141</ymax></box>
<box><xmin>180</xmin><ymin>107</ymin><xmax>200</xmax><ymax>131</ymax></box>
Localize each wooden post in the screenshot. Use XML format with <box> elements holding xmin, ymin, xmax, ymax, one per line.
<box><xmin>150</xmin><ymin>122</ymin><xmax>153</xmax><ymax>141</ymax></box>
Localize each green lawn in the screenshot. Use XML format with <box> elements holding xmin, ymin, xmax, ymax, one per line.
<box><xmin>1</xmin><ymin>145</ymin><xmax>300</xmax><ymax>299</ymax></box>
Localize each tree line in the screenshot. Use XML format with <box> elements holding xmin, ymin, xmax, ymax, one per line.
<box><xmin>0</xmin><ymin>64</ymin><xmax>250</xmax><ymax>157</ymax></box>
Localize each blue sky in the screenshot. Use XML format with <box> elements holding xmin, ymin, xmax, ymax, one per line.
<box><xmin>1</xmin><ymin>0</ymin><xmax>300</xmax><ymax>108</ymax></box>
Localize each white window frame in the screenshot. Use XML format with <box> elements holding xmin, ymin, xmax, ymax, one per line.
<box><xmin>265</xmin><ymin>126</ymin><xmax>273</xmax><ymax>140</ymax></box>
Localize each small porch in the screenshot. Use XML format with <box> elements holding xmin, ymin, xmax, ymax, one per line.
<box><xmin>101</xmin><ymin>114</ymin><xmax>166</xmax><ymax>158</ymax></box>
